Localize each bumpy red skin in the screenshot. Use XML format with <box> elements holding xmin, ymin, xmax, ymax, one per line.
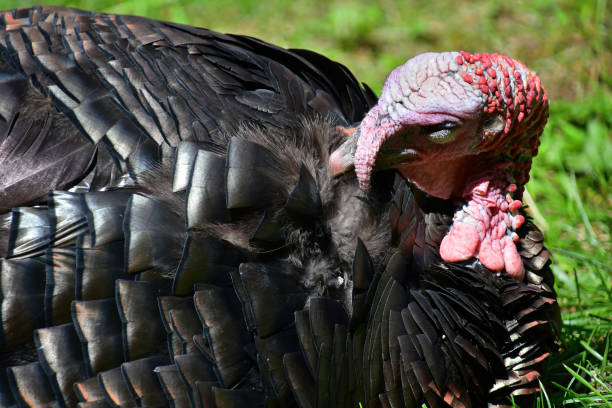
<box><xmin>440</xmin><ymin>180</ymin><xmax>526</xmax><ymax>279</ymax></box>
<box><xmin>353</xmin><ymin>51</ymin><xmax>548</xmax><ymax>280</ymax></box>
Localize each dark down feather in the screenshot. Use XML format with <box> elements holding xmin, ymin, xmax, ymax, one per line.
<box><xmin>0</xmin><ymin>6</ymin><xmax>559</xmax><ymax>408</ymax></box>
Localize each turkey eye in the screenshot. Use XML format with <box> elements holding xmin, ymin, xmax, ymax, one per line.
<box><xmin>423</xmin><ymin>122</ymin><xmax>457</xmax><ymax>144</ymax></box>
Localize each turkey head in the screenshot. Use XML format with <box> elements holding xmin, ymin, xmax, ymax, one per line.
<box><xmin>330</xmin><ymin>51</ymin><xmax>549</xmax><ymax>280</ymax></box>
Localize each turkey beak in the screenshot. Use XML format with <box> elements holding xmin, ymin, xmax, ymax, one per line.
<box><xmin>330</xmin><ymin>126</ymin><xmax>420</xmax><ymax>178</ymax></box>
<box><xmin>330</xmin><ymin>128</ymin><xmax>359</xmax><ymax>177</ymax></box>
<box><xmin>373</xmin><ymin>129</ymin><xmax>419</xmax><ymax>170</ymax></box>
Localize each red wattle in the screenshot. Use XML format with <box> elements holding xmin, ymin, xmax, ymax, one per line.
<box><xmin>502</xmin><ymin>236</ymin><xmax>525</xmax><ymax>280</ymax></box>
<box><xmin>439</xmin><ymin>221</ymin><xmax>479</xmax><ymax>262</ymax></box>
<box><xmin>479</xmin><ymin>236</ymin><xmax>505</xmax><ymax>271</ymax></box>
<box><xmin>439</xmin><ymin>180</ymin><xmax>527</xmax><ymax>280</ymax></box>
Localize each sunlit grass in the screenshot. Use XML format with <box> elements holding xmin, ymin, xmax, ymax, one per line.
<box><xmin>0</xmin><ymin>0</ymin><xmax>610</xmax><ymax>405</ymax></box>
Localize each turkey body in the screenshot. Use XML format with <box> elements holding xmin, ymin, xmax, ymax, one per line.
<box><xmin>0</xmin><ymin>6</ymin><xmax>560</xmax><ymax>408</ymax></box>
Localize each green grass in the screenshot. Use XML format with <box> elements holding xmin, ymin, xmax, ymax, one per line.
<box><xmin>0</xmin><ymin>0</ymin><xmax>610</xmax><ymax>405</ymax></box>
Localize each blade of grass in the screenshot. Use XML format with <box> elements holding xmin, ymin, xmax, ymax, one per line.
<box><xmin>539</xmin><ymin>379</ymin><xmax>552</xmax><ymax>408</ymax></box>
<box><xmin>563</xmin><ymin>364</ymin><xmax>612</xmax><ymax>407</ymax></box>
<box><xmin>579</xmin><ymin>340</ymin><xmax>609</xmax><ymax>364</ymax></box>
<box><xmin>603</xmin><ymin>335</ymin><xmax>610</xmax><ymax>372</ymax></box>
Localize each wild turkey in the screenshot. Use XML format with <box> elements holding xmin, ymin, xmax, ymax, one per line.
<box><xmin>0</xmin><ymin>6</ymin><xmax>560</xmax><ymax>408</ymax></box>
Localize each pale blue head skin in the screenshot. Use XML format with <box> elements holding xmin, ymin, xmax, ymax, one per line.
<box><xmin>379</xmin><ymin>52</ymin><xmax>485</xmax><ymax>124</ymax></box>
<box><xmin>349</xmin><ymin>52</ymin><xmax>494</xmax><ymax>199</ymax></box>
<box><xmin>335</xmin><ymin>50</ymin><xmax>546</xmax><ymax>200</ymax></box>
<box><xmin>329</xmin><ymin>50</ymin><xmax>546</xmax><ymax>200</ymax></box>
